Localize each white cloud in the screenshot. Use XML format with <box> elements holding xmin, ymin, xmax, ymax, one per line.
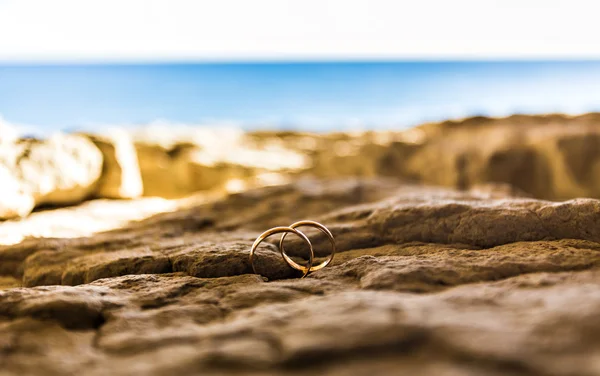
<box><xmin>0</xmin><ymin>0</ymin><xmax>599</xmax><ymax>61</ymax></box>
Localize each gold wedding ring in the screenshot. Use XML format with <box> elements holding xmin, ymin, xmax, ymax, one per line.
<box><xmin>249</xmin><ymin>220</ymin><xmax>335</xmax><ymax>278</ymax></box>
<box><xmin>249</xmin><ymin>226</ymin><xmax>314</xmax><ymax>278</ymax></box>
<box><xmin>279</xmin><ymin>220</ymin><xmax>336</xmax><ymax>274</ymax></box>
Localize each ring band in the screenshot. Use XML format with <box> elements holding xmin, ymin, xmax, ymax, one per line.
<box><xmin>249</xmin><ymin>226</ymin><xmax>315</xmax><ymax>278</ymax></box>
<box><xmin>279</xmin><ymin>220</ymin><xmax>335</xmax><ymax>274</ymax></box>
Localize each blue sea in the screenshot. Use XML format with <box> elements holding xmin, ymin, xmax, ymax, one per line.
<box><xmin>1</xmin><ymin>61</ymin><xmax>600</xmax><ymax>133</ymax></box>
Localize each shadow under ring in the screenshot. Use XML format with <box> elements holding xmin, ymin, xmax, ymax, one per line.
<box><xmin>249</xmin><ymin>226</ymin><xmax>315</xmax><ymax>278</ymax></box>
<box><xmin>279</xmin><ymin>220</ymin><xmax>335</xmax><ymax>274</ymax></box>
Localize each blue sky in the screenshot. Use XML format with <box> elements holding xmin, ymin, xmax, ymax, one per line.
<box><xmin>1</xmin><ymin>61</ymin><xmax>600</xmax><ymax>132</ymax></box>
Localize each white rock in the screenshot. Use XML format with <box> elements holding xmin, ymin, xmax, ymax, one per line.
<box><xmin>84</xmin><ymin>130</ymin><xmax>143</xmax><ymax>199</ymax></box>
<box><xmin>0</xmin><ymin>134</ymin><xmax>103</xmax><ymax>219</ymax></box>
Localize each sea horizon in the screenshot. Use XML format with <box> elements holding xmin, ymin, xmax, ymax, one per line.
<box><xmin>2</xmin><ymin>61</ymin><xmax>600</xmax><ymax>135</ymax></box>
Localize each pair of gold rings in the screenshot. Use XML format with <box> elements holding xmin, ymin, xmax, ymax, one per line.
<box><xmin>249</xmin><ymin>220</ymin><xmax>336</xmax><ymax>278</ymax></box>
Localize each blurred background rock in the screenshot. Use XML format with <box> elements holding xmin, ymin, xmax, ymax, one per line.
<box><xmin>2</xmin><ymin>113</ymin><xmax>600</xmax><ymax>220</ymax></box>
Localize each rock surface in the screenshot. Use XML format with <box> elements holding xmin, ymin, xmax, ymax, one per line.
<box><xmin>125</xmin><ymin>113</ymin><xmax>600</xmax><ymax>201</ymax></box>
<box><xmin>132</xmin><ymin>126</ymin><xmax>306</xmax><ymax>198</ymax></box>
<box><xmin>1</xmin><ymin>178</ymin><xmax>600</xmax><ymax>375</ymax></box>
<box><xmin>0</xmin><ymin>134</ymin><xmax>103</xmax><ymax>220</ymax></box>
<box><xmin>3</xmin><ymin>113</ymin><xmax>600</xmax><ymax>219</ymax></box>
<box><xmin>3</xmin><ymin>114</ymin><xmax>600</xmax><ymax>374</ymax></box>
<box><xmin>85</xmin><ymin>130</ymin><xmax>143</xmax><ymax>199</ymax></box>
<box><xmin>403</xmin><ymin>113</ymin><xmax>600</xmax><ymax>200</ymax></box>
<box><xmin>251</xmin><ymin>113</ymin><xmax>600</xmax><ymax>200</ymax></box>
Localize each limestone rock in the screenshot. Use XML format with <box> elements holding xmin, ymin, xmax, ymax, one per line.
<box><xmin>135</xmin><ymin>142</ymin><xmax>190</xmax><ymax>198</ymax></box>
<box><xmin>403</xmin><ymin>113</ymin><xmax>600</xmax><ymax>199</ymax></box>
<box><xmin>248</xmin><ymin>114</ymin><xmax>600</xmax><ymax>200</ymax></box>
<box><xmin>0</xmin><ymin>134</ymin><xmax>103</xmax><ymax>220</ymax></box>
<box><xmin>84</xmin><ymin>130</ymin><xmax>143</xmax><ymax>199</ymax></box>
<box><xmin>60</xmin><ymin>113</ymin><xmax>600</xmax><ymax>203</ymax></box>
<box><xmin>0</xmin><ymin>165</ymin><xmax>35</xmax><ymax>219</ymax></box>
<box><xmin>1</xmin><ymin>179</ymin><xmax>600</xmax><ymax>374</ymax></box>
<box><xmin>132</xmin><ymin>126</ymin><xmax>307</xmax><ymax>198</ymax></box>
<box><xmin>5</xmin><ymin>111</ymin><xmax>600</xmax><ymax>375</ymax></box>
<box><xmin>0</xmin><ymin>196</ymin><xmax>180</xmax><ymax>246</ymax></box>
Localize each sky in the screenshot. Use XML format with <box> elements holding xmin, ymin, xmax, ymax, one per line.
<box><xmin>1</xmin><ymin>0</ymin><xmax>600</xmax><ymax>61</ymax></box>
<box><xmin>1</xmin><ymin>0</ymin><xmax>599</xmax><ymax>133</ymax></box>
<box><xmin>1</xmin><ymin>62</ymin><xmax>600</xmax><ymax>132</ymax></box>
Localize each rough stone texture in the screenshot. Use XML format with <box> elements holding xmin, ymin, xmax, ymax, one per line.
<box><xmin>0</xmin><ymin>196</ymin><xmax>196</xmax><ymax>246</ymax></box>
<box><xmin>0</xmin><ymin>134</ymin><xmax>103</xmax><ymax>220</ymax></box>
<box><xmin>3</xmin><ymin>114</ymin><xmax>600</xmax><ymax>374</ymax></box>
<box><xmin>2</xmin><ymin>178</ymin><xmax>600</xmax><ymax>375</ymax></box>
<box><xmin>0</xmin><ymin>164</ymin><xmax>35</xmax><ymax>219</ymax></box>
<box><xmin>126</xmin><ymin>113</ymin><xmax>600</xmax><ymax>201</ymax></box>
<box><xmin>4</xmin><ymin>113</ymin><xmax>600</xmax><ymax>219</ymax></box>
<box><xmin>131</xmin><ymin>126</ymin><xmax>306</xmax><ymax>198</ymax></box>
<box><xmin>403</xmin><ymin>113</ymin><xmax>600</xmax><ymax>200</ymax></box>
<box><xmin>84</xmin><ymin>130</ymin><xmax>143</xmax><ymax>199</ymax></box>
